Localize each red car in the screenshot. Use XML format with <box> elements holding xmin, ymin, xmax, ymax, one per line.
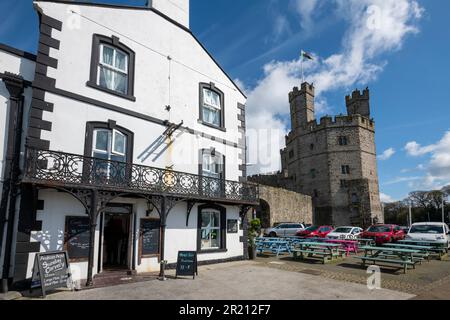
<box><xmin>361</xmin><ymin>224</ymin><xmax>405</xmax><ymax>245</ymax></box>
<box><xmin>296</xmin><ymin>225</ymin><xmax>334</xmax><ymax>238</ymax></box>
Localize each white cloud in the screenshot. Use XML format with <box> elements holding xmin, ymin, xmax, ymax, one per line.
<box><xmin>246</xmin><ymin>0</ymin><xmax>423</xmax><ymax>175</ymax></box>
<box><xmin>380</xmin><ymin>193</ymin><xmax>395</xmax><ymax>203</ymax></box>
<box><xmin>378</xmin><ymin>147</ymin><xmax>396</xmax><ymax>160</ymax></box>
<box><xmin>292</xmin><ymin>0</ymin><xmax>323</xmax><ymax>32</ymax></box>
<box><xmin>404</xmin><ymin>131</ymin><xmax>450</xmax><ymax>190</ymax></box>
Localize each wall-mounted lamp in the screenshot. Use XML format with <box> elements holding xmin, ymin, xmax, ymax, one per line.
<box><xmin>146</xmin><ymin>201</ymin><xmax>155</xmax><ymax>217</ymax></box>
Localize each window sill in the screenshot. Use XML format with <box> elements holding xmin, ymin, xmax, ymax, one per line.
<box><xmin>87</xmin><ymin>81</ymin><xmax>136</xmax><ymax>102</ymax></box>
<box><xmin>197</xmin><ymin>119</ymin><xmax>226</xmax><ymax>132</ymax></box>
<box><xmin>198</xmin><ymin>248</ymin><xmax>228</xmax><ymax>254</ymax></box>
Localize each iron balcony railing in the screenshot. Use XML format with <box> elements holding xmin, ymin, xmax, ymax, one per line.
<box><xmin>23</xmin><ymin>148</ymin><xmax>259</xmax><ymax>204</ymax></box>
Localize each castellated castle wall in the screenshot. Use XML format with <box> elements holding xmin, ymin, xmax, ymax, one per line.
<box><xmin>252</xmin><ymin>83</ymin><xmax>383</xmax><ymax>228</ymax></box>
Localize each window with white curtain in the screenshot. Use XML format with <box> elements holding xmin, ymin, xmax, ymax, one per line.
<box><xmin>98</xmin><ymin>44</ymin><xmax>129</xmax><ymax>95</ymax></box>
<box><xmin>202</xmin><ymin>88</ymin><xmax>222</xmax><ymax>127</ymax></box>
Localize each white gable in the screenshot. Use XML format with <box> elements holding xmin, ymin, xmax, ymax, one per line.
<box><xmin>150</xmin><ymin>0</ymin><xmax>189</xmax><ymax>28</ymax></box>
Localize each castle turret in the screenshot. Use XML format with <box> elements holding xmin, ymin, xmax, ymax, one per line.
<box><xmin>289</xmin><ymin>82</ymin><xmax>315</xmax><ymax>129</ymax></box>
<box><xmin>346</xmin><ymin>88</ymin><xmax>370</xmax><ymax>118</ymax></box>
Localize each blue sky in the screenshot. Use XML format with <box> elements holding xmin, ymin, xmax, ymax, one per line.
<box><xmin>1</xmin><ymin>0</ymin><xmax>449</xmax><ymax>202</ymax></box>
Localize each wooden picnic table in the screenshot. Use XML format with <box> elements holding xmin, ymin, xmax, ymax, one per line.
<box><xmin>325</xmin><ymin>239</ymin><xmax>359</xmax><ymax>256</ymax></box>
<box><xmin>292</xmin><ymin>242</ymin><xmax>344</xmax><ymax>264</ymax></box>
<box><xmin>382</xmin><ymin>243</ymin><xmax>432</xmax><ymax>261</ymax></box>
<box><xmin>356</xmin><ymin>246</ymin><xmax>422</xmax><ymax>273</ymax></box>
<box><xmin>357</xmin><ymin>238</ymin><xmax>376</xmax><ymax>246</ymax></box>
<box><xmin>256</xmin><ymin>239</ymin><xmax>291</xmax><ymax>257</ymax></box>
<box><xmin>397</xmin><ymin>240</ymin><xmax>448</xmax><ymax>258</ymax></box>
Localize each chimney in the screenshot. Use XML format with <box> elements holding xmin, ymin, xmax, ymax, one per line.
<box><xmin>149</xmin><ymin>0</ymin><xmax>190</xmax><ymax>29</ymax></box>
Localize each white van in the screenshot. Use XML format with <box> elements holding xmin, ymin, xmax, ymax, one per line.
<box><xmin>406</xmin><ymin>222</ymin><xmax>450</xmax><ymax>248</ymax></box>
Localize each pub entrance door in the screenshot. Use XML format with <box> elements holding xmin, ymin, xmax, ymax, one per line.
<box><xmin>101</xmin><ymin>205</ymin><xmax>132</xmax><ymax>270</ymax></box>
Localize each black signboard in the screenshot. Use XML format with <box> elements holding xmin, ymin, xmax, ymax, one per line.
<box><xmin>140</xmin><ymin>219</ymin><xmax>160</xmax><ymax>256</ymax></box>
<box><xmin>65</xmin><ymin>216</ymin><xmax>90</xmax><ymax>261</ymax></box>
<box><xmin>31</xmin><ymin>251</ymin><xmax>72</xmax><ymax>298</ymax></box>
<box><xmin>227</xmin><ymin>219</ymin><xmax>238</xmax><ymax>233</ymax></box>
<box><xmin>175</xmin><ymin>251</ymin><xmax>198</xmax><ymax>279</ymax></box>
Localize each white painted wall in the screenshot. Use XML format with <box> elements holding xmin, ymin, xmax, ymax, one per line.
<box><xmin>151</xmin><ymin>0</ymin><xmax>189</xmax><ymax>28</ymax></box>
<box><xmin>38</xmin><ymin>1</ymin><xmax>245</xmax><ymax>150</ymax></box>
<box><xmin>30</xmin><ymin>192</ymin><xmax>243</xmax><ymax>280</ymax></box>
<box><xmin>0</xmin><ymin>49</ymin><xmax>35</xmax><ymax>275</ymax></box>
<box><xmin>0</xmin><ymin>50</ymin><xmax>36</xmax><ymax>81</ymax></box>
<box><xmin>41</xmin><ymin>92</ymin><xmax>241</xmax><ymax>180</ymax></box>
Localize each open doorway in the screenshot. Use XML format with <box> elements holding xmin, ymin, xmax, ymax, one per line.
<box><xmin>103</xmin><ymin>213</ymin><xmax>131</xmax><ymax>270</ymax></box>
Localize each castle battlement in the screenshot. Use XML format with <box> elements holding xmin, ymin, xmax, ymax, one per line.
<box><xmin>301</xmin><ymin>114</ymin><xmax>374</xmax><ymax>132</ymax></box>
<box><xmin>345</xmin><ymin>87</ymin><xmax>369</xmax><ymax>104</ymax></box>
<box><xmin>289</xmin><ymin>82</ymin><xmax>315</xmax><ymax>102</ymax></box>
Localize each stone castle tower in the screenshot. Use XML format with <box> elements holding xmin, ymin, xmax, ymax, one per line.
<box><xmin>279</xmin><ymin>82</ymin><xmax>383</xmax><ymax>227</ymax></box>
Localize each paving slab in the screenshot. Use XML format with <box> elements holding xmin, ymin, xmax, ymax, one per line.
<box><xmin>21</xmin><ymin>261</ymin><xmax>414</xmax><ymax>300</ymax></box>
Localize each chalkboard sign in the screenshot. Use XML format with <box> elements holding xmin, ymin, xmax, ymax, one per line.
<box><xmin>31</xmin><ymin>251</ymin><xmax>72</xmax><ymax>298</ymax></box>
<box><xmin>140</xmin><ymin>219</ymin><xmax>160</xmax><ymax>256</ymax></box>
<box><xmin>175</xmin><ymin>251</ymin><xmax>198</xmax><ymax>279</ymax></box>
<box><xmin>65</xmin><ymin>216</ymin><xmax>90</xmax><ymax>261</ymax></box>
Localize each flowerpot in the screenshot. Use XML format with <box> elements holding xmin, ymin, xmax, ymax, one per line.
<box><xmin>248</xmin><ymin>246</ymin><xmax>257</xmax><ymax>260</ymax></box>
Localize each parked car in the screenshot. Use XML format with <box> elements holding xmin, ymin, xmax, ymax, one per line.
<box><xmin>361</xmin><ymin>224</ymin><xmax>405</xmax><ymax>245</ymax></box>
<box><xmin>296</xmin><ymin>225</ymin><xmax>334</xmax><ymax>238</ymax></box>
<box><xmin>406</xmin><ymin>222</ymin><xmax>450</xmax><ymax>248</ymax></box>
<box><xmin>400</xmin><ymin>226</ymin><xmax>410</xmax><ymax>234</ymax></box>
<box><xmin>326</xmin><ymin>226</ymin><xmax>363</xmax><ymax>240</ymax></box>
<box><xmin>264</xmin><ymin>223</ymin><xmax>306</xmax><ymax>237</ymax></box>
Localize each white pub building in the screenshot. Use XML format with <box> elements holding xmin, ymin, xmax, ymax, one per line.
<box><xmin>0</xmin><ymin>0</ymin><xmax>258</xmax><ymax>291</ymax></box>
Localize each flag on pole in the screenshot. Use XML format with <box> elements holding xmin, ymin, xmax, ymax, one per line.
<box><xmin>300</xmin><ymin>50</ymin><xmax>313</xmax><ymax>83</ymax></box>
<box><xmin>301</xmin><ymin>50</ymin><xmax>314</xmax><ymax>61</ymax></box>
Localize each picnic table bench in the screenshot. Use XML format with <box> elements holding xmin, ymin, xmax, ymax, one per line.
<box><xmin>382</xmin><ymin>243</ymin><xmax>432</xmax><ymax>261</ymax></box>
<box><xmin>357</xmin><ymin>238</ymin><xmax>376</xmax><ymax>247</ymax></box>
<box><xmin>256</xmin><ymin>239</ymin><xmax>291</xmax><ymax>257</ymax></box>
<box><xmin>325</xmin><ymin>239</ymin><xmax>359</xmax><ymax>256</ymax></box>
<box><xmin>292</xmin><ymin>242</ymin><xmax>345</xmax><ymax>264</ymax></box>
<box><xmin>355</xmin><ymin>246</ymin><xmax>422</xmax><ymax>274</ymax></box>
<box><xmin>398</xmin><ymin>240</ymin><xmax>448</xmax><ymax>258</ymax></box>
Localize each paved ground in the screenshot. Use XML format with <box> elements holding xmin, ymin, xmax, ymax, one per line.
<box><xmin>21</xmin><ymin>261</ymin><xmax>414</xmax><ymax>300</ymax></box>
<box><xmin>254</xmin><ymin>253</ymin><xmax>450</xmax><ymax>298</ymax></box>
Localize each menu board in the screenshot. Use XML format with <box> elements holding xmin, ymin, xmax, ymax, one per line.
<box><xmin>65</xmin><ymin>216</ymin><xmax>90</xmax><ymax>261</ymax></box>
<box><xmin>175</xmin><ymin>251</ymin><xmax>198</xmax><ymax>279</ymax></box>
<box><xmin>31</xmin><ymin>251</ymin><xmax>71</xmax><ymax>298</ymax></box>
<box><xmin>227</xmin><ymin>219</ymin><xmax>238</xmax><ymax>233</ymax></box>
<box><xmin>140</xmin><ymin>219</ymin><xmax>160</xmax><ymax>256</ymax></box>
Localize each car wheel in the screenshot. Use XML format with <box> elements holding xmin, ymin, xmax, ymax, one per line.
<box><xmin>269</xmin><ymin>232</ymin><xmax>277</xmax><ymax>238</ymax></box>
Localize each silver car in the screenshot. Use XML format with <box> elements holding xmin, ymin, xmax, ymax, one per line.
<box><xmin>264</xmin><ymin>223</ymin><xmax>306</xmax><ymax>237</ymax></box>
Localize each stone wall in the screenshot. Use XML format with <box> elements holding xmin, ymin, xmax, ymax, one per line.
<box><xmin>255</xmin><ymin>185</ymin><xmax>313</xmax><ymax>228</ymax></box>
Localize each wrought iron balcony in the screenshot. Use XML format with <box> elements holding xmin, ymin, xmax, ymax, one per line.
<box><xmin>22</xmin><ymin>148</ymin><xmax>259</xmax><ymax>205</ymax></box>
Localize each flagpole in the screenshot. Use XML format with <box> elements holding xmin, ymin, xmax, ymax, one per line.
<box><xmin>300</xmin><ymin>50</ymin><xmax>305</xmax><ymax>84</ymax></box>
<box><xmin>301</xmin><ymin>51</ymin><xmax>304</xmax><ymax>84</ymax></box>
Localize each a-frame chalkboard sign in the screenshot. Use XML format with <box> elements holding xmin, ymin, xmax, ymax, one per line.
<box><xmin>175</xmin><ymin>251</ymin><xmax>198</xmax><ymax>279</ymax></box>
<box><xmin>30</xmin><ymin>251</ymin><xmax>72</xmax><ymax>298</ymax></box>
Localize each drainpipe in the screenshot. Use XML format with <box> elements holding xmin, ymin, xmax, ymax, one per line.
<box><xmin>159</xmin><ymin>196</ymin><xmax>167</xmax><ymax>279</ymax></box>
<box><xmin>0</xmin><ymin>73</ymin><xmax>25</xmax><ymax>293</ymax></box>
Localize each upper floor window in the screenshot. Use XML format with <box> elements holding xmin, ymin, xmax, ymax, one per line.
<box><xmin>338</xmin><ymin>136</ymin><xmax>348</xmax><ymax>146</ymax></box>
<box><xmin>201</xmin><ymin>150</ymin><xmax>224</xmax><ymax>180</ymax></box>
<box><xmin>199</xmin><ymin>83</ymin><xmax>225</xmax><ymax>130</ymax></box>
<box><xmin>98</xmin><ymin>44</ymin><xmax>129</xmax><ymax>95</ymax></box>
<box><xmin>289</xmin><ymin>150</ymin><xmax>295</xmax><ymax>159</ymax></box>
<box><xmin>93</xmin><ymin>128</ymin><xmax>127</xmax><ymax>163</ymax></box>
<box><xmin>88</xmin><ymin>34</ymin><xmax>136</xmax><ymax>101</ymax></box>
<box><xmin>84</xmin><ymin>121</ymin><xmax>134</xmax><ymax>182</ymax></box>
<box><xmin>342</xmin><ymin>165</ymin><xmax>351</xmax><ymax>175</ymax></box>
